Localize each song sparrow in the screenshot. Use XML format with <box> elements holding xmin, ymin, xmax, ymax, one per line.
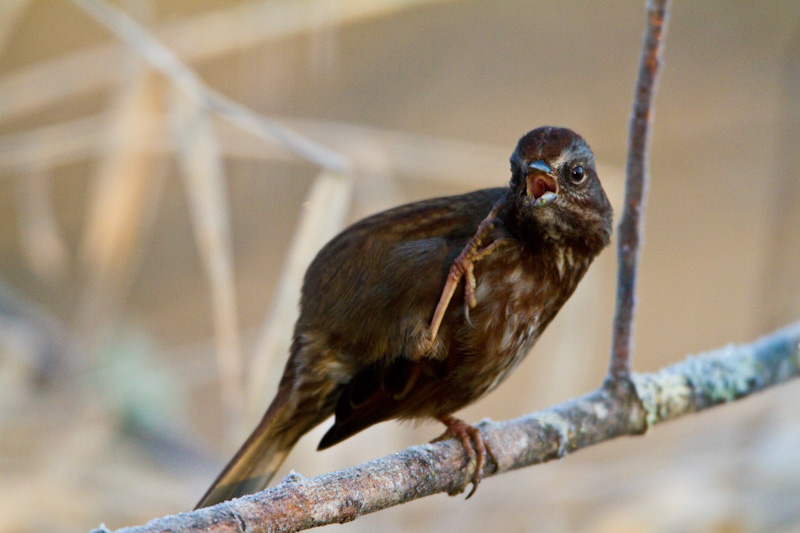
<box><xmin>197</xmin><ymin>126</ymin><xmax>613</xmax><ymax>508</ymax></box>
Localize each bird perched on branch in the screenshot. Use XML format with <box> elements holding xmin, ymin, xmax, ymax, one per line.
<box><xmin>197</xmin><ymin>126</ymin><xmax>613</xmax><ymax>508</ymax></box>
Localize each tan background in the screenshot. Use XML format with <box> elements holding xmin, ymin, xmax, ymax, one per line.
<box><xmin>1</xmin><ymin>1</ymin><xmax>799</xmax><ymax>531</ymax></box>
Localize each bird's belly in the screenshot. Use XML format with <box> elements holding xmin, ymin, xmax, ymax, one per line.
<box><xmin>473</xmin><ymin>300</ymin><xmax>543</xmax><ymax>397</ymax></box>
<box><xmin>445</xmin><ymin>263</ymin><xmax>554</xmax><ymax>406</ymax></box>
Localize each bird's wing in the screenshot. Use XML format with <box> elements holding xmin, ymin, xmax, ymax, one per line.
<box><xmin>298</xmin><ymin>187</ymin><xmax>508</xmax><ymax>366</ymax></box>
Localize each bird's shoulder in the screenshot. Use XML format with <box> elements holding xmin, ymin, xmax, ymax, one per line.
<box><xmin>302</xmin><ymin>187</ymin><xmax>507</xmax><ymax>295</ymax></box>
<box><xmin>333</xmin><ymin>187</ymin><xmax>506</xmax><ymax>245</ymax></box>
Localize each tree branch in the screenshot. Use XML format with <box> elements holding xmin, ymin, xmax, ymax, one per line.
<box><xmin>609</xmin><ymin>0</ymin><xmax>670</xmax><ymax>379</ymax></box>
<box><xmin>95</xmin><ymin>321</ymin><xmax>800</xmax><ymax>533</ymax></box>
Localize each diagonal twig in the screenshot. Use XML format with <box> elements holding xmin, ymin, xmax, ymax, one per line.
<box><xmin>609</xmin><ymin>0</ymin><xmax>671</xmax><ymax>380</ymax></box>
<box><xmin>70</xmin><ymin>0</ymin><xmax>351</xmax><ymax>173</ymax></box>
<box><xmin>0</xmin><ymin>0</ymin><xmax>451</xmax><ymax>123</ymax></box>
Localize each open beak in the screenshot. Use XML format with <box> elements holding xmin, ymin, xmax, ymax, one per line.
<box><xmin>526</xmin><ymin>160</ymin><xmax>558</xmax><ymax>207</ymax></box>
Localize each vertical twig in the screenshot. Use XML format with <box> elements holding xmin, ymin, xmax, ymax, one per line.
<box><xmin>609</xmin><ymin>0</ymin><xmax>670</xmax><ymax>380</ymax></box>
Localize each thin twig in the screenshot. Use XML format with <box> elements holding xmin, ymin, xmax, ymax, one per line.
<box><xmin>95</xmin><ymin>321</ymin><xmax>800</xmax><ymax>533</ymax></box>
<box><xmin>609</xmin><ymin>0</ymin><xmax>670</xmax><ymax>379</ymax></box>
<box><xmin>70</xmin><ymin>0</ymin><xmax>352</xmax><ymax>173</ymax></box>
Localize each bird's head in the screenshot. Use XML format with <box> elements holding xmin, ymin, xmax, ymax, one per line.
<box><xmin>509</xmin><ymin>126</ymin><xmax>612</xmax><ymax>249</ymax></box>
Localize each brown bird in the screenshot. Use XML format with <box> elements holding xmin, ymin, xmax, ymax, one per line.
<box><xmin>197</xmin><ymin>126</ymin><xmax>613</xmax><ymax>508</ymax></box>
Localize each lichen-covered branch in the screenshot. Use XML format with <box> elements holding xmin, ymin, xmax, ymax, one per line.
<box><xmin>610</xmin><ymin>0</ymin><xmax>670</xmax><ymax>379</ymax></box>
<box><xmin>97</xmin><ymin>321</ymin><xmax>800</xmax><ymax>533</ymax></box>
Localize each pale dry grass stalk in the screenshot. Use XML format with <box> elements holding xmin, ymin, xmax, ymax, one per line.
<box><xmin>169</xmin><ymin>86</ymin><xmax>244</xmax><ymax>428</ymax></box>
<box><xmin>246</xmin><ymin>170</ymin><xmax>354</xmax><ymax>424</ymax></box>
<box><xmin>77</xmin><ymin>67</ymin><xmax>165</xmax><ymax>340</ymax></box>
<box><xmin>71</xmin><ymin>0</ymin><xmax>350</xmax><ymax>171</ymax></box>
<box><xmin>0</xmin><ymin>113</ymin><xmax>499</xmax><ymax>184</ymax></box>
<box><xmin>14</xmin><ymin>163</ymin><xmax>69</xmax><ymax>283</ymax></box>
<box><xmin>0</xmin><ymin>0</ymin><xmax>451</xmax><ymax>122</ymax></box>
<box><xmin>0</xmin><ymin>114</ymin><xmax>114</xmax><ymax>171</ymax></box>
<box><xmin>0</xmin><ymin>109</ymin><xmax>626</xmax><ymax>189</ymax></box>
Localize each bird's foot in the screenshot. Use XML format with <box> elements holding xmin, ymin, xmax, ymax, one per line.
<box><xmin>426</xmin><ymin>197</ymin><xmax>508</xmax><ymax>347</ymax></box>
<box><xmin>433</xmin><ymin>415</ymin><xmax>496</xmax><ymax>498</ymax></box>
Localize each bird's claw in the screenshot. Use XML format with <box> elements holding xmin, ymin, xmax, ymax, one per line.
<box><xmin>434</xmin><ymin>416</ymin><xmax>496</xmax><ymax>498</ymax></box>
<box><xmin>462</xmin><ymin>262</ymin><xmax>478</xmax><ymax>328</ymax></box>
<box><xmin>463</xmin><ymin>303</ymin><xmax>474</xmax><ymax>328</ymax></box>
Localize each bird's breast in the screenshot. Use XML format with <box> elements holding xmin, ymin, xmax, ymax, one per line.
<box><xmin>453</xmin><ymin>244</ymin><xmax>588</xmax><ymax>398</ymax></box>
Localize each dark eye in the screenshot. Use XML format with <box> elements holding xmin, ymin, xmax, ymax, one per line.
<box><xmin>570</xmin><ymin>165</ymin><xmax>586</xmax><ymax>183</ymax></box>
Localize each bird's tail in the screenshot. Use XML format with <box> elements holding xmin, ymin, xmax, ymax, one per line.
<box><xmin>195</xmin><ymin>387</ymin><xmax>313</xmax><ymax>509</ymax></box>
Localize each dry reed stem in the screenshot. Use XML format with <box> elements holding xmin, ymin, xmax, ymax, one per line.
<box><xmin>70</xmin><ymin>0</ymin><xmax>350</xmax><ymax>172</ymax></box>
<box><xmin>14</xmin><ymin>163</ymin><xmax>69</xmax><ymax>283</ymax></box>
<box><xmin>76</xmin><ymin>68</ymin><xmax>165</xmax><ymax>340</ymax></box>
<box><xmin>169</xmin><ymin>86</ymin><xmax>244</xmax><ymax>429</ymax></box>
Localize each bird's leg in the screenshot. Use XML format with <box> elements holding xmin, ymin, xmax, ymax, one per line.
<box><xmin>427</xmin><ymin>197</ymin><xmax>508</xmax><ymax>342</ymax></box>
<box><xmin>432</xmin><ymin>415</ymin><xmax>496</xmax><ymax>498</ymax></box>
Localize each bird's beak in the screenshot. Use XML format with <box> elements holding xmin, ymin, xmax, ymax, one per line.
<box><xmin>528</xmin><ymin>160</ymin><xmax>552</xmax><ymax>174</ymax></box>
<box><xmin>526</xmin><ymin>160</ymin><xmax>558</xmax><ymax>207</ymax></box>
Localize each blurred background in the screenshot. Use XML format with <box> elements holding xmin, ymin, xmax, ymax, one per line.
<box><xmin>1</xmin><ymin>1</ymin><xmax>799</xmax><ymax>531</ymax></box>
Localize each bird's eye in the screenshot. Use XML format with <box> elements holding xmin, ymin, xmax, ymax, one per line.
<box><xmin>570</xmin><ymin>165</ymin><xmax>586</xmax><ymax>184</ymax></box>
